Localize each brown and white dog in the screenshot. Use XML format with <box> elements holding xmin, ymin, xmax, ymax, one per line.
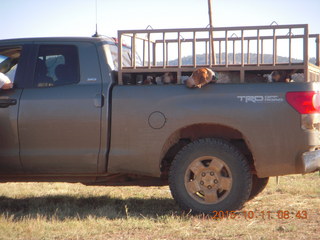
<box><xmin>186</xmin><ymin>68</ymin><xmax>216</xmax><ymax>88</ymax></box>
<box><xmin>269</xmin><ymin>70</ymin><xmax>294</xmax><ymax>83</ymax></box>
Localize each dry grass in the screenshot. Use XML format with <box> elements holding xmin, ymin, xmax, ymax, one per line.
<box><xmin>0</xmin><ymin>173</ymin><xmax>319</xmax><ymax>240</ymax></box>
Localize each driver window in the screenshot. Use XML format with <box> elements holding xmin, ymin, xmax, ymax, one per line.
<box><xmin>0</xmin><ymin>46</ymin><xmax>22</xmax><ymax>86</ymax></box>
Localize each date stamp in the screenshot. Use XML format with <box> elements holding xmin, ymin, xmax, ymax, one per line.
<box><xmin>212</xmin><ymin>210</ymin><xmax>308</xmax><ymax>220</ymax></box>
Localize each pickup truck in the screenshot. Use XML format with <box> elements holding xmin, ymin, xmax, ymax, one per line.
<box><xmin>0</xmin><ymin>24</ymin><xmax>320</xmax><ymax>214</ymax></box>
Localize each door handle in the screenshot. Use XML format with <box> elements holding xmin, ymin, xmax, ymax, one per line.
<box><xmin>94</xmin><ymin>94</ymin><xmax>104</xmax><ymax>108</ymax></box>
<box><xmin>0</xmin><ymin>98</ymin><xmax>17</xmax><ymax>108</ymax></box>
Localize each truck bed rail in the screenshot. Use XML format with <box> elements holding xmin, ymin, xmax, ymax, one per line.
<box><xmin>117</xmin><ymin>24</ymin><xmax>320</xmax><ymax>84</ymax></box>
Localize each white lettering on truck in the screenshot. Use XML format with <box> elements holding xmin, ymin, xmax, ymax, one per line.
<box><xmin>237</xmin><ymin>95</ymin><xmax>284</xmax><ymax>103</ymax></box>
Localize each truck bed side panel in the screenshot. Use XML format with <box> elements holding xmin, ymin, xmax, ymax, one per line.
<box><xmin>108</xmin><ymin>83</ymin><xmax>320</xmax><ymax>177</ymax></box>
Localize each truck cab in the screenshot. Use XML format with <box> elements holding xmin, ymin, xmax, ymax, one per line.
<box><xmin>0</xmin><ymin>38</ymin><xmax>111</xmax><ymax>174</ymax></box>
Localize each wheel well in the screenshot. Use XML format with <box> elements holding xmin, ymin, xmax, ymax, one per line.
<box><xmin>160</xmin><ymin>124</ymin><xmax>256</xmax><ymax>179</ymax></box>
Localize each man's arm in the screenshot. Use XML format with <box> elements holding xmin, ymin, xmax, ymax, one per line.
<box><xmin>0</xmin><ymin>73</ymin><xmax>13</xmax><ymax>90</ymax></box>
<box><xmin>1</xmin><ymin>82</ymin><xmax>13</xmax><ymax>89</ymax></box>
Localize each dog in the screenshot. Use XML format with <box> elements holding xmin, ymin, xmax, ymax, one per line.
<box><xmin>162</xmin><ymin>72</ymin><xmax>175</xmax><ymax>84</ymax></box>
<box><xmin>155</xmin><ymin>72</ymin><xmax>175</xmax><ymax>85</ymax></box>
<box><xmin>185</xmin><ymin>68</ymin><xmax>216</xmax><ymax>88</ymax></box>
<box><xmin>269</xmin><ymin>71</ymin><xmax>292</xmax><ymax>83</ymax></box>
<box><xmin>143</xmin><ymin>75</ymin><xmax>155</xmax><ymax>85</ymax></box>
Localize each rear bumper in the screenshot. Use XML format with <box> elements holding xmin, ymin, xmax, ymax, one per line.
<box><xmin>302</xmin><ymin>150</ymin><xmax>320</xmax><ymax>173</ymax></box>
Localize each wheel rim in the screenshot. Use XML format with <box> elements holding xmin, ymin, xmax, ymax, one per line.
<box><xmin>184</xmin><ymin>156</ymin><xmax>233</xmax><ymax>204</ymax></box>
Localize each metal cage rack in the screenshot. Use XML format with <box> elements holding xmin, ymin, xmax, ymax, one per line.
<box><xmin>117</xmin><ymin>24</ymin><xmax>320</xmax><ymax>84</ymax></box>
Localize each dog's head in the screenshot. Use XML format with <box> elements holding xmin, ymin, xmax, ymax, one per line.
<box><xmin>186</xmin><ymin>68</ymin><xmax>216</xmax><ymax>88</ymax></box>
<box><xmin>162</xmin><ymin>72</ymin><xmax>174</xmax><ymax>84</ymax></box>
<box><xmin>271</xmin><ymin>71</ymin><xmax>282</xmax><ymax>82</ymax></box>
<box><xmin>143</xmin><ymin>75</ymin><xmax>154</xmax><ymax>85</ymax></box>
<box><xmin>271</xmin><ymin>71</ymin><xmax>291</xmax><ymax>83</ymax></box>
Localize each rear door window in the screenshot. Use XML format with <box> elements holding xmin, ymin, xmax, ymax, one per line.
<box><xmin>34</xmin><ymin>45</ymin><xmax>80</xmax><ymax>87</ymax></box>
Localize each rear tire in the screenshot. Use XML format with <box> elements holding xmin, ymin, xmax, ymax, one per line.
<box><xmin>248</xmin><ymin>175</ymin><xmax>269</xmax><ymax>200</ymax></box>
<box><xmin>169</xmin><ymin>138</ymin><xmax>252</xmax><ymax>214</ymax></box>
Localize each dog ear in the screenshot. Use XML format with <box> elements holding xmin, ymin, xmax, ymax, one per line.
<box><xmin>191</xmin><ymin>69</ymin><xmax>200</xmax><ymax>86</ymax></box>
<box><xmin>196</xmin><ymin>68</ymin><xmax>207</xmax><ymax>85</ymax></box>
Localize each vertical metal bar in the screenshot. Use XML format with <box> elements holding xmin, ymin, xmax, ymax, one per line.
<box><xmin>209</xmin><ymin>30</ymin><xmax>213</xmax><ymax>67</ymax></box>
<box><xmin>289</xmin><ymin>28</ymin><xmax>292</xmax><ymax>65</ymax></box>
<box><xmin>166</xmin><ymin>42</ymin><xmax>169</xmax><ymax>67</ymax></box>
<box><xmin>148</xmin><ymin>33</ymin><xmax>151</xmax><ymax>69</ymax></box>
<box><xmin>247</xmin><ymin>40</ymin><xmax>250</xmax><ymax>64</ymax></box>
<box><xmin>303</xmin><ymin>25</ymin><xmax>309</xmax><ymax>81</ymax></box>
<box><xmin>163</xmin><ymin>32</ymin><xmax>166</xmax><ymax>69</ymax></box>
<box><xmin>225</xmin><ymin>30</ymin><xmax>228</xmax><ymax>67</ymax></box>
<box><xmin>193</xmin><ymin>31</ymin><xmax>197</xmax><ymax>67</ymax></box>
<box><xmin>233</xmin><ymin>40</ymin><xmax>235</xmax><ymax>64</ymax></box>
<box><xmin>275</xmin><ymin>38</ymin><xmax>278</xmax><ymax>65</ymax></box>
<box><xmin>316</xmin><ymin>34</ymin><xmax>320</xmax><ymax>67</ymax></box>
<box><xmin>273</xmin><ymin>28</ymin><xmax>276</xmax><ymax>66</ymax></box>
<box><xmin>132</xmin><ymin>33</ymin><xmax>136</xmax><ymax>68</ymax></box>
<box><xmin>142</xmin><ymin>40</ymin><xmax>145</xmax><ymax>67</ymax></box>
<box><xmin>257</xmin><ymin>29</ymin><xmax>260</xmax><ymax>66</ymax></box>
<box><xmin>208</xmin><ymin>0</ymin><xmax>216</xmax><ymax>65</ymax></box>
<box><xmin>261</xmin><ymin>39</ymin><xmax>264</xmax><ymax>64</ymax></box>
<box><xmin>178</xmin><ymin>32</ymin><xmax>181</xmax><ymax>68</ymax></box>
<box><xmin>117</xmin><ymin>31</ymin><xmax>123</xmax><ymax>85</ymax></box>
<box><xmin>177</xmin><ymin>70</ymin><xmax>182</xmax><ymax>84</ymax></box>
<box><xmin>219</xmin><ymin>40</ymin><xmax>222</xmax><ymax>65</ymax></box>
<box><xmin>213</xmin><ymin>30</ymin><xmax>216</xmax><ymax>65</ymax></box>
<box><xmin>205</xmin><ymin>41</ymin><xmax>208</xmax><ymax>65</ymax></box>
<box><xmin>241</xmin><ymin>30</ymin><xmax>244</xmax><ymax>67</ymax></box>
<box><xmin>240</xmin><ymin>69</ymin><xmax>245</xmax><ymax>83</ymax></box>
<box><xmin>153</xmin><ymin>43</ymin><xmax>156</xmax><ymax>66</ymax></box>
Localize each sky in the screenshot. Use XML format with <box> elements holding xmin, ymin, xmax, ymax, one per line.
<box><xmin>1</xmin><ymin>0</ymin><xmax>319</xmax><ymax>61</ymax></box>
<box><xmin>1</xmin><ymin>0</ymin><xmax>320</xmax><ymax>39</ymax></box>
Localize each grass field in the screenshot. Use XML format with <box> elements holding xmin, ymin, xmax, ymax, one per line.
<box><xmin>0</xmin><ymin>173</ymin><xmax>319</xmax><ymax>240</ymax></box>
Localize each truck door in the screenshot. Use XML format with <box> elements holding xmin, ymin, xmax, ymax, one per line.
<box><xmin>18</xmin><ymin>42</ymin><xmax>103</xmax><ymax>173</ymax></box>
<box><xmin>0</xmin><ymin>44</ymin><xmax>30</xmax><ymax>173</ymax></box>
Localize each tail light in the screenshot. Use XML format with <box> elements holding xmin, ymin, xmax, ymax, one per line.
<box><xmin>286</xmin><ymin>91</ymin><xmax>320</xmax><ymax>131</ymax></box>
<box><xmin>286</xmin><ymin>91</ymin><xmax>320</xmax><ymax>114</ymax></box>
